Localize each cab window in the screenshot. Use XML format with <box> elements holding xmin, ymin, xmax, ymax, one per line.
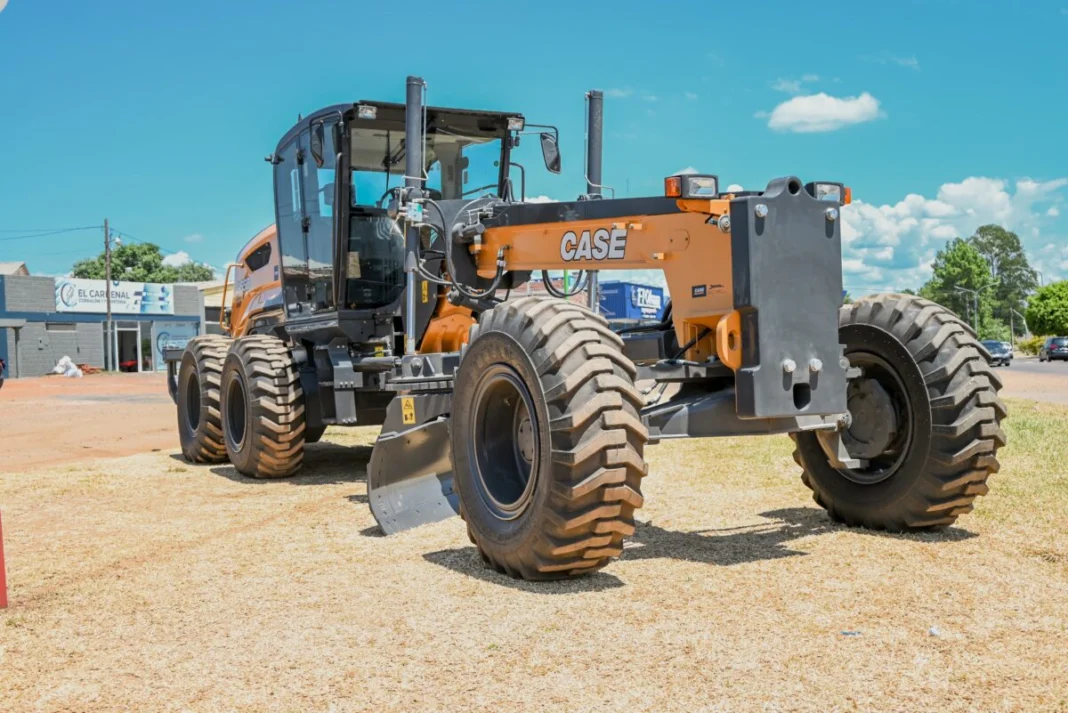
<box><xmin>245</xmin><ymin>243</ymin><xmax>272</xmax><ymax>272</ymax></box>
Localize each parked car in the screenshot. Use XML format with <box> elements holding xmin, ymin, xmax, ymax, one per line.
<box><xmin>1039</xmin><ymin>337</ymin><xmax>1068</xmax><ymax>362</ymax></box>
<box><xmin>981</xmin><ymin>340</ymin><xmax>1013</xmax><ymax>367</ymax></box>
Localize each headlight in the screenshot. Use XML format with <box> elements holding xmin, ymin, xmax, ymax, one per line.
<box><xmin>806</xmin><ymin>181</ymin><xmax>852</xmax><ymax>204</ymax></box>
<box><xmin>665</xmin><ymin>174</ymin><xmax>719</xmax><ymax>199</ymax></box>
<box><xmin>507</xmin><ymin>116</ymin><xmax>526</xmax><ymax>132</ymax></box>
<box><xmin>356</xmin><ymin>104</ymin><xmax>377</xmax><ymax>120</ymax></box>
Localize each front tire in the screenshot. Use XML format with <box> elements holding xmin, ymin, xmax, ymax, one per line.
<box><xmin>220</xmin><ymin>335</ymin><xmax>306</xmax><ymax>478</ymax></box>
<box><xmin>794</xmin><ymin>294</ymin><xmax>1006</xmax><ymax>530</ymax></box>
<box><xmin>177</xmin><ymin>335</ymin><xmax>231</xmax><ymax>463</ymax></box>
<box><xmin>451</xmin><ymin>297</ymin><xmax>648</xmax><ymax>580</ymax></box>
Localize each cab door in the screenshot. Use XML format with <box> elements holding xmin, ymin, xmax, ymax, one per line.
<box><xmin>273</xmin><ymin>134</ymin><xmax>312</xmax><ymax>317</ymax></box>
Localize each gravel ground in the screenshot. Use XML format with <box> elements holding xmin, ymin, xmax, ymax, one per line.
<box><xmin>1</xmin><ymin>398</ymin><xmax>1066</xmax><ymax>712</ymax></box>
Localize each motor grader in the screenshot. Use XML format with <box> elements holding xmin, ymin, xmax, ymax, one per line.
<box><xmin>168</xmin><ymin>77</ymin><xmax>1006</xmax><ymax>580</ymax></box>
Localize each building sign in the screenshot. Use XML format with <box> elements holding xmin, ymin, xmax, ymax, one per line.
<box><xmin>54</xmin><ymin>278</ymin><xmax>175</xmax><ymax>315</ymax></box>
<box><xmin>151</xmin><ymin>321</ymin><xmax>199</xmax><ymax>370</ymax></box>
<box><xmin>630</xmin><ymin>285</ymin><xmax>663</xmax><ymax>319</ymax></box>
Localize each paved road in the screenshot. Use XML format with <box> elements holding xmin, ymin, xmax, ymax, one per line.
<box><xmin>998</xmin><ymin>356</ymin><xmax>1068</xmax><ymax>404</ymax></box>
<box><xmin>1003</xmin><ymin>356</ymin><xmax>1068</xmax><ymax>375</ymax></box>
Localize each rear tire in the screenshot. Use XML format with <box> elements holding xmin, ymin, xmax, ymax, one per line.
<box><xmin>451</xmin><ymin>296</ymin><xmax>648</xmax><ymax>580</ymax></box>
<box><xmin>305</xmin><ymin>425</ymin><xmax>327</xmax><ymax>444</ymax></box>
<box><xmin>220</xmin><ymin>335</ymin><xmax>306</xmax><ymax>478</ymax></box>
<box><xmin>177</xmin><ymin>335</ymin><xmax>231</xmax><ymax>463</ymax></box>
<box><xmin>794</xmin><ymin>294</ymin><xmax>1006</xmax><ymax>530</ymax></box>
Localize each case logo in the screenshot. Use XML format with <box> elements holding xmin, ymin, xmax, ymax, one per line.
<box><xmin>560</xmin><ymin>228</ymin><xmax>627</xmax><ymax>262</ymax></box>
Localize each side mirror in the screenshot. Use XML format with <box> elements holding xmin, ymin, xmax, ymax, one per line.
<box><xmin>310</xmin><ymin>123</ymin><xmax>326</xmax><ymax>168</ymax></box>
<box><xmin>540</xmin><ymin>132</ymin><xmax>561</xmax><ymax>174</ymax></box>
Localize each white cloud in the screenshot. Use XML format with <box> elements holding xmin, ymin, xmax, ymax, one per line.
<box><xmin>642</xmin><ymin>94</ymin><xmax>658</xmax><ymax>102</ymax></box>
<box><xmin>1049</xmin><ymin>206</ymin><xmax>1061</xmax><ymax>217</ymax></box>
<box><xmin>684</xmin><ymin>91</ymin><xmax>698</xmax><ymax>100</ymax></box>
<box><xmin>771</xmin><ymin>74</ymin><xmax>821</xmax><ymax>95</ymax></box>
<box><xmin>771</xmin><ymin>78</ymin><xmax>802</xmax><ymax>94</ymax></box>
<box><xmin>183</xmin><ymin>233</ymin><xmax>204</xmax><ymax>243</ymax></box>
<box><xmin>726</xmin><ymin>183</ymin><xmax>744</xmax><ymax>192</ymax></box>
<box><xmin>890</xmin><ymin>55</ymin><xmax>920</xmax><ymax>70</ymax></box>
<box><xmin>674</xmin><ymin>167</ymin><xmax>699</xmax><ymax>175</ymax></box>
<box><xmin>863</xmin><ymin>53</ymin><xmax>921</xmax><ymax>70</ymax></box>
<box><xmin>162</xmin><ymin>251</ymin><xmax>192</xmax><ymax>267</ymax></box>
<box><xmin>840</xmin><ymin>176</ymin><xmax>1068</xmax><ymax>293</ymax></box>
<box><xmin>524</xmin><ymin>195</ymin><xmax>557</xmax><ymax>203</ymax></box>
<box><xmin>604</xmin><ymin>88</ymin><xmax>633</xmax><ymax>99</ymax></box>
<box><xmin>764</xmin><ymin>92</ymin><xmax>884</xmax><ymax>133</ymax></box>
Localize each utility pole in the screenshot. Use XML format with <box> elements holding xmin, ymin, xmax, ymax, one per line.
<box><xmin>1010</xmin><ymin>308</ymin><xmax>1028</xmax><ymax>342</ymax></box>
<box><xmin>104</xmin><ymin>218</ymin><xmax>112</xmax><ymax>371</ymax></box>
<box><xmin>953</xmin><ymin>282</ymin><xmax>997</xmax><ymax>337</ymax></box>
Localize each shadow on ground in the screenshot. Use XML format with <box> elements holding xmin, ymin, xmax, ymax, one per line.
<box><xmin>170</xmin><ymin>442</ymin><xmax>374</xmax><ymax>486</ymax></box>
<box><xmin>423</xmin><ymin>547</ymin><xmax>625</xmax><ymax>592</ymax></box>
<box><xmin>424</xmin><ymin>506</ymin><xmax>977</xmax><ymax>591</ymax></box>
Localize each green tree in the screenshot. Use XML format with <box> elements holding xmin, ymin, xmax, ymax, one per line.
<box><xmin>842</xmin><ymin>292</ymin><xmax>854</xmax><ymax>305</ymax></box>
<box><xmin>968</xmin><ymin>225</ymin><xmax>1038</xmax><ymax>335</ymax></box>
<box><xmin>71</xmin><ymin>243</ymin><xmax>213</xmax><ymax>283</ymax></box>
<box><xmin>1025</xmin><ymin>281</ymin><xmax>1068</xmax><ymax>336</ymax></box>
<box><xmin>918</xmin><ymin>237</ymin><xmax>995</xmax><ymax>327</ymax></box>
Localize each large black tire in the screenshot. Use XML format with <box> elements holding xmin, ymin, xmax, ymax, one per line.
<box><xmin>177</xmin><ymin>335</ymin><xmax>231</xmax><ymax>463</ymax></box>
<box><xmin>794</xmin><ymin>294</ymin><xmax>1007</xmax><ymax>530</ymax></box>
<box><xmin>305</xmin><ymin>425</ymin><xmax>327</xmax><ymax>444</ymax></box>
<box><xmin>220</xmin><ymin>335</ymin><xmax>306</xmax><ymax>478</ymax></box>
<box><xmin>450</xmin><ymin>296</ymin><xmax>648</xmax><ymax>580</ymax></box>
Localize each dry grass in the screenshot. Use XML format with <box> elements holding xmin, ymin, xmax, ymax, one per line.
<box><xmin>1</xmin><ymin>399</ymin><xmax>1067</xmax><ymax>712</ymax></box>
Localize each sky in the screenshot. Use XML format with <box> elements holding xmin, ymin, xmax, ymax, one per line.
<box><xmin>1</xmin><ymin>0</ymin><xmax>1066</xmax><ymax>294</ymax></box>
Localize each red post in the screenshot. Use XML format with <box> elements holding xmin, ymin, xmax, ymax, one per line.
<box><xmin>0</xmin><ymin>510</ymin><xmax>8</xmax><ymax>609</ymax></box>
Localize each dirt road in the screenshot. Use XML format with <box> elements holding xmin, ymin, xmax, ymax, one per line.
<box><xmin>998</xmin><ymin>357</ymin><xmax>1068</xmax><ymax>404</ymax></box>
<box><xmin>1</xmin><ymin>401</ymin><xmax>1066</xmax><ymax>712</ymax></box>
<box><xmin>0</xmin><ymin>373</ymin><xmax>176</xmax><ymax>473</ymax></box>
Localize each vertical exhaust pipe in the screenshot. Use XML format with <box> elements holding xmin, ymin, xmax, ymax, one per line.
<box><xmin>585</xmin><ymin>89</ymin><xmax>604</xmax><ymax>312</ymax></box>
<box><xmin>403</xmin><ymin>76</ymin><xmax>425</xmax><ymax>355</ymax></box>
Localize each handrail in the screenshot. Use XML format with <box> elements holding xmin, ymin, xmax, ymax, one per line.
<box><xmin>219</xmin><ymin>262</ymin><xmax>241</xmax><ymax>335</ymax></box>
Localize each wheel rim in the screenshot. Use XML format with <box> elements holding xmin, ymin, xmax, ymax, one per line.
<box><xmin>185</xmin><ymin>371</ymin><xmax>202</xmax><ymax>431</ymax></box>
<box><xmin>225</xmin><ymin>373</ymin><xmax>248</xmax><ymax>452</ymax></box>
<box><xmin>834</xmin><ymin>350</ymin><xmax>914</xmax><ymax>485</ymax></box>
<box><xmin>468</xmin><ymin>364</ymin><xmax>540</xmax><ymax>520</ymax></box>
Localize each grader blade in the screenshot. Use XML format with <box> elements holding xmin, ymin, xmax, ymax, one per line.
<box><xmin>368</xmin><ymin>393</ymin><xmax>459</xmax><ymax>535</ymax></box>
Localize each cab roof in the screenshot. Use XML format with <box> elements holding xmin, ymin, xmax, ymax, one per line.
<box><xmin>275</xmin><ymin>101</ymin><xmax>524</xmax><ymax>152</ymax></box>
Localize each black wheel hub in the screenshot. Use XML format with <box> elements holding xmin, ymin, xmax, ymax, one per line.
<box><xmin>185</xmin><ymin>372</ymin><xmax>202</xmax><ymax>431</ymax></box>
<box><xmin>833</xmin><ymin>350</ymin><xmax>914</xmax><ymax>485</ymax></box>
<box><xmin>468</xmin><ymin>364</ymin><xmax>540</xmax><ymax>521</ymax></box>
<box><xmin>225</xmin><ymin>374</ymin><xmax>248</xmax><ymax>452</ymax></box>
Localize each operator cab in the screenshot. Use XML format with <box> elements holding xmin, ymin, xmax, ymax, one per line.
<box><xmin>269</xmin><ymin>101</ymin><xmax>530</xmax><ymax>320</ymax></box>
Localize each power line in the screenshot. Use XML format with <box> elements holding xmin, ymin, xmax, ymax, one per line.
<box><xmin>0</xmin><ymin>226</ymin><xmax>102</xmax><ymax>242</ymax></box>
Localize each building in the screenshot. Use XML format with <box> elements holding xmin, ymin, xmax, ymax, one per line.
<box><xmin>0</xmin><ymin>275</ymin><xmax>204</xmax><ymax>378</ymax></box>
<box><xmin>0</xmin><ymin>262</ymin><xmax>29</xmax><ymax>277</ymax></box>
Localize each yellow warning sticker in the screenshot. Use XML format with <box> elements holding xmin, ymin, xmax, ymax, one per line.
<box><xmin>421</xmin><ymin>280</ymin><xmax>429</xmax><ymax>304</ymax></box>
<box><xmin>401</xmin><ymin>397</ymin><xmax>416</xmax><ymax>425</ymax></box>
<box><xmin>374</xmin><ymin>345</ymin><xmax>385</xmax><ymax>357</ymax></box>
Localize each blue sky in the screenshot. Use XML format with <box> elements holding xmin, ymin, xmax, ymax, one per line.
<box><xmin>1</xmin><ymin>0</ymin><xmax>1066</xmax><ymax>294</ymax></box>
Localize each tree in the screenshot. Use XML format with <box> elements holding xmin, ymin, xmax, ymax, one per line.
<box><xmin>1025</xmin><ymin>281</ymin><xmax>1068</xmax><ymax>336</ymax></box>
<box><xmin>969</xmin><ymin>225</ymin><xmax>1038</xmax><ymax>335</ymax></box>
<box><xmin>71</xmin><ymin>243</ymin><xmax>213</xmax><ymax>283</ymax></box>
<box><xmin>918</xmin><ymin>238</ymin><xmax>995</xmax><ymax>327</ymax></box>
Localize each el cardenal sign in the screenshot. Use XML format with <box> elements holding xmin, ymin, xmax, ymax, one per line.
<box><xmin>54</xmin><ymin>278</ymin><xmax>175</xmax><ymax>315</ymax></box>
